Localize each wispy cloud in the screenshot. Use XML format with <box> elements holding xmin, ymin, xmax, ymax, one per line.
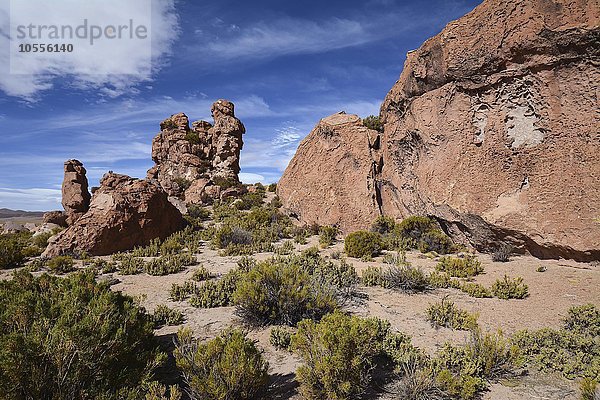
<box><xmin>0</xmin><ymin>188</ymin><xmax>61</xmax><ymax>210</ymax></box>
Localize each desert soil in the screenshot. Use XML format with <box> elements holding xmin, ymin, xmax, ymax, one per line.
<box><xmin>2</xmin><ymin>235</ymin><xmax>598</xmax><ymax>400</ymax></box>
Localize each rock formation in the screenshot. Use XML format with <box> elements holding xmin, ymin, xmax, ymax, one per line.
<box><xmin>42</xmin><ymin>211</ymin><xmax>68</xmax><ymax>227</ymax></box>
<box><xmin>43</xmin><ymin>172</ymin><xmax>186</xmax><ymax>257</ymax></box>
<box><xmin>147</xmin><ymin>99</ymin><xmax>245</xmax><ymax>204</ymax></box>
<box><xmin>62</xmin><ymin>159</ymin><xmax>91</xmax><ymax>225</ymax></box>
<box><xmin>278</xmin><ymin>0</ymin><xmax>600</xmax><ymax>261</ymax></box>
<box><xmin>278</xmin><ymin>112</ymin><xmax>382</xmax><ymax>232</ymax></box>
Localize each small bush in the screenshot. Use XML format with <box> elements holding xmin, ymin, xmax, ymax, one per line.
<box><xmin>145</xmin><ymin>253</ymin><xmax>195</xmax><ymax>276</ymax></box>
<box><xmin>418</xmin><ymin>229</ymin><xmax>453</xmax><ymax>254</ymax></box>
<box><xmin>436</xmin><ymin>256</ymin><xmax>483</xmax><ymax>278</ymax></box>
<box><xmin>46</xmin><ymin>255</ymin><xmax>75</xmax><ymax>274</ymax></box>
<box><xmin>152</xmin><ymin>304</ymin><xmax>184</xmax><ymax>328</ymax></box>
<box><xmin>492</xmin><ymin>244</ymin><xmax>512</xmax><ymax>262</ymax></box>
<box><xmin>319</xmin><ymin>225</ymin><xmax>339</xmax><ymax>248</ymax></box>
<box><xmin>191</xmin><ymin>265</ymin><xmax>212</xmax><ymax>281</ymax></box>
<box><xmin>536</xmin><ymin>265</ymin><xmax>547</xmax><ymax>273</ymax></box>
<box><xmin>186</xmin><ymin>204</ymin><xmax>210</xmax><ymax>220</ymax></box>
<box><xmin>173</xmin><ymin>177</ymin><xmax>192</xmax><ymax>191</ymax></box>
<box><xmin>363</xmin><ymin>115</ymin><xmax>383</xmax><ymax>132</ymax></box>
<box><xmin>233</xmin><ymin>259</ymin><xmax>337</xmax><ymax>326</ymax></box>
<box><xmin>361</xmin><ymin>266</ymin><xmax>385</xmax><ymax>287</ymax></box>
<box><xmin>371</xmin><ymin>215</ymin><xmax>396</xmax><ymax>234</ymax></box>
<box><xmin>270</xmin><ymin>326</ymin><xmax>292</xmax><ymax>350</ymax></box>
<box><xmin>170</xmin><ymin>281</ymin><xmax>197</xmax><ymax>301</ymax></box>
<box><xmin>175</xmin><ymin>328</ymin><xmax>269</xmax><ymax>400</ymax></box>
<box><xmin>184</xmin><ymin>130</ymin><xmax>200</xmax><ymax>144</ymax></box>
<box><xmin>491</xmin><ymin>275</ymin><xmax>529</xmax><ymax>299</ymax></box>
<box><xmin>116</xmin><ymin>254</ymin><xmax>146</xmax><ymax>275</ymax></box>
<box><xmin>459</xmin><ymin>282</ymin><xmax>492</xmax><ymax>298</ymax></box>
<box><xmin>513</xmin><ymin>304</ymin><xmax>600</xmax><ymax>379</ymax></box>
<box><xmin>344</xmin><ymin>230</ymin><xmax>383</xmax><ymax>259</ymax></box>
<box><xmin>580</xmin><ymin>378</ymin><xmax>599</xmax><ymax>400</ymax></box>
<box><xmin>382</xmin><ymin>250</ymin><xmax>407</xmax><ymax>266</ymax></box>
<box><xmin>267</xmin><ymin>183</ymin><xmax>277</xmax><ymax>192</ymax></box>
<box><xmin>292</xmin><ymin>311</ymin><xmax>390</xmax><ymax>399</ymax></box>
<box><xmin>189</xmin><ymin>264</ymin><xmax>249</xmax><ymax>308</ymax></box>
<box><xmin>274</xmin><ymin>240</ymin><xmax>295</xmax><ymax>255</ymax></box>
<box><xmin>427</xmin><ymin>271</ymin><xmax>453</xmax><ymax>288</ymax></box>
<box><xmin>0</xmin><ymin>232</ymin><xmax>31</xmax><ymax>269</ymax></box>
<box><xmin>383</xmin><ymin>265</ymin><xmax>429</xmax><ymax>293</ymax></box>
<box><xmin>235</xmin><ymin>192</ymin><xmax>266</xmax><ymax>210</ymax></box>
<box><xmin>395</xmin><ymin>216</ymin><xmax>437</xmax><ymax>241</ymax></box>
<box><xmin>426</xmin><ymin>297</ymin><xmax>478</xmax><ymax>331</ymax></box>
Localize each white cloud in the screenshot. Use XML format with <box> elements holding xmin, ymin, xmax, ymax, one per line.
<box><xmin>239</xmin><ymin>172</ymin><xmax>265</xmax><ymax>184</ymax></box>
<box><xmin>0</xmin><ymin>187</ymin><xmax>61</xmax><ymax>211</ymax></box>
<box><xmin>0</xmin><ymin>0</ymin><xmax>179</xmax><ymax>100</ymax></box>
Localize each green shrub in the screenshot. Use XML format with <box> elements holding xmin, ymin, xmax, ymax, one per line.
<box><xmin>459</xmin><ymin>282</ymin><xmax>492</xmax><ymax>298</ymax></box>
<box><xmin>395</xmin><ymin>216</ymin><xmax>436</xmax><ymax>241</ymax></box>
<box><xmin>173</xmin><ymin>177</ymin><xmax>192</xmax><ymax>191</ymax></box>
<box><xmin>0</xmin><ymin>271</ymin><xmax>161</xmax><ymax>399</ymax></box>
<box><xmin>115</xmin><ymin>254</ymin><xmax>146</xmax><ymax>275</ymax></box>
<box><xmin>175</xmin><ymin>328</ymin><xmax>269</xmax><ymax>400</ymax></box>
<box><xmin>144</xmin><ymin>253</ymin><xmax>195</xmax><ymax>276</ymax></box>
<box><xmin>433</xmin><ymin>329</ymin><xmax>518</xmax><ymax>399</ymax></box>
<box><xmin>212</xmin><ymin>176</ymin><xmax>240</xmax><ymax>190</ymax></box>
<box><xmin>491</xmin><ymin>275</ymin><xmax>529</xmax><ymax>299</ymax></box>
<box><xmin>191</xmin><ymin>265</ymin><xmax>212</xmax><ymax>282</ymax></box>
<box><xmin>267</xmin><ymin>183</ymin><xmax>277</xmax><ymax>192</ymax></box>
<box><xmin>426</xmin><ymin>297</ymin><xmax>478</xmax><ymax>331</ymax></box>
<box><xmin>152</xmin><ymin>304</ymin><xmax>184</xmax><ymax>328</ymax></box>
<box><xmin>344</xmin><ymin>230</ymin><xmax>383</xmax><ymax>259</ymax></box>
<box><xmin>382</xmin><ymin>250</ymin><xmax>407</xmax><ymax>266</ymax></box>
<box><xmin>383</xmin><ymin>265</ymin><xmax>428</xmax><ymax>293</ymax></box>
<box><xmin>46</xmin><ymin>255</ymin><xmax>75</xmax><ymax>274</ymax></box>
<box><xmin>319</xmin><ymin>225</ymin><xmax>339</xmax><ymax>248</ymax></box>
<box><xmin>418</xmin><ymin>229</ymin><xmax>453</xmax><ymax>254</ymax></box>
<box><xmin>436</xmin><ymin>256</ymin><xmax>483</xmax><ymax>278</ymax></box>
<box><xmin>580</xmin><ymin>378</ymin><xmax>599</xmax><ymax>400</ymax></box>
<box><xmin>269</xmin><ymin>326</ymin><xmax>292</xmax><ymax>350</ymax></box>
<box><xmin>311</xmin><ymin>257</ymin><xmax>358</xmax><ymax>295</ymax></box>
<box><xmin>513</xmin><ymin>304</ymin><xmax>600</xmax><ymax>379</ymax></box>
<box><xmin>371</xmin><ymin>215</ymin><xmax>396</xmax><ymax>234</ymax></box>
<box><xmin>274</xmin><ymin>240</ymin><xmax>295</xmax><ymax>255</ymax></box>
<box><xmin>186</xmin><ymin>204</ymin><xmax>211</xmax><ymax>220</ymax></box>
<box><xmin>362</xmin><ymin>115</ymin><xmax>383</xmax><ymax>132</ymax></box>
<box><xmin>145</xmin><ymin>382</ymin><xmax>183</xmax><ymax>400</ymax></box>
<box><xmin>361</xmin><ymin>266</ymin><xmax>384</xmax><ymax>287</ymax></box>
<box><xmin>292</xmin><ymin>311</ymin><xmax>389</xmax><ymax>399</ymax></box>
<box><xmin>0</xmin><ymin>232</ymin><xmax>31</xmax><ymax>269</ymax></box>
<box><xmin>235</xmin><ymin>191</ymin><xmax>265</xmax><ymax>210</ymax></box>
<box><xmin>170</xmin><ymin>281</ymin><xmax>197</xmax><ymax>301</ymax></box>
<box><xmin>233</xmin><ymin>259</ymin><xmax>337</xmax><ymax>326</ymax></box>
<box><xmin>189</xmin><ymin>264</ymin><xmax>249</xmax><ymax>308</ymax></box>
<box><xmin>427</xmin><ymin>271</ymin><xmax>453</xmax><ymax>288</ymax></box>
<box><xmin>184</xmin><ymin>130</ymin><xmax>200</xmax><ymax>144</ymax></box>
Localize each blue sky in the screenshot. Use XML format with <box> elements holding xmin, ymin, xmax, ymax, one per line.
<box><xmin>0</xmin><ymin>0</ymin><xmax>481</xmax><ymax>211</ymax></box>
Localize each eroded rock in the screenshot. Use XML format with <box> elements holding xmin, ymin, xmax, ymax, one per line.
<box><xmin>44</xmin><ymin>172</ymin><xmax>186</xmax><ymax>257</ymax></box>
<box><xmin>62</xmin><ymin>159</ymin><xmax>91</xmax><ymax>225</ymax></box>
<box><xmin>278</xmin><ymin>0</ymin><xmax>600</xmax><ymax>261</ymax></box>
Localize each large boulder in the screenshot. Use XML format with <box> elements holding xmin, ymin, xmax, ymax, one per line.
<box><xmin>43</xmin><ymin>173</ymin><xmax>186</xmax><ymax>257</ymax></box>
<box><xmin>278</xmin><ymin>0</ymin><xmax>600</xmax><ymax>261</ymax></box>
<box><xmin>147</xmin><ymin>99</ymin><xmax>245</xmax><ymax>204</ymax></box>
<box><xmin>62</xmin><ymin>159</ymin><xmax>91</xmax><ymax>225</ymax></box>
<box><xmin>278</xmin><ymin>112</ymin><xmax>382</xmax><ymax>232</ymax></box>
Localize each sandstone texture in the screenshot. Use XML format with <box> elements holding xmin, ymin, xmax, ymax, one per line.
<box><xmin>147</xmin><ymin>99</ymin><xmax>245</xmax><ymax>203</ymax></box>
<box><xmin>61</xmin><ymin>159</ymin><xmax>91</xmax><ymax>225</ymax></box>
<box><xmin>44</xmin><ymin>172</ymin><xmax>185</xmax><ymax>257</ymax></box>
<box><xmin>278</xmin><ymin>0</ymin><xmax>600</xmax><ymax>261</ymax></box>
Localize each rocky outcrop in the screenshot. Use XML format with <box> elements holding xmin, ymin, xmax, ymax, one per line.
<box><xmin>62</xmin><ymin>159</ymin><xmax>91</xmax><ymax>225</ymax></box>
<box><xmin>278</xmin><ymin>0</ymin><xmax>600</xmax><ymax>261</ymax></box>
<box><xmin>43</xmin><ymin>172</ymin><xmax>186</xmax><ymax>257</ymax></box>
<box><xmin>147</xmin><ymin>99</ymin><xmax>245</xmax><ymax>204</ymax></box>
<box><xmin>278</xmin><ymin>113</ymin><xmax>382</xmax><ymax>232</ymax></box>
<box><xmin>43</xmin><ymin>211</ymin><xmax>68</xmax><ymax>227</ymax></box>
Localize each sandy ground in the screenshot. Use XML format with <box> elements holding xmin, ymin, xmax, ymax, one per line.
<box><xmin>2</xmin><ymin>235</ymin><xmax>598</xmax><ymax>400</ymax></box>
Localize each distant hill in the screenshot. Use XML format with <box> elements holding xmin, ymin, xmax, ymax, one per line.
<box><xmin>0</xmin><ymin>208</ymin><xmax>45</xmax><ymax>219</ymax></box>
